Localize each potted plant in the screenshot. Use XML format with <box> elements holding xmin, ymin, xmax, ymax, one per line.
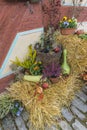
<box><xmin>59</xmin><ymin>16</ymin><xmax>77</xmax><ymax>35</ymax></box>
<box><xmin>34</xmin><ymin>29</ymin><xmax>63</xmax><ymax>66</ymax></box>
<box><xmin>42</xmin><ymin>62</ymin><xmax>61</xmax><ymax>83</ymax></box>
<box><xmin>30</xmin><ymin>61</ymin><xmax>43</xmax><ymax>75</ymax></box>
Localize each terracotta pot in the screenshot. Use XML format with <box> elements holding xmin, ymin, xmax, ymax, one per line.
<box><xmin>60</xmin><ymin>28</ymin><xmax>76</xmax><ymax>35</ymax></box>
<box><xmin>76</xmin><ymin>29</ymin><xmax>84</xmax><ymax>35</ymax></box>
<box><xmin>50</xmin><ymin>77</ymin><xmax>59</xmax><ymax>84</ymax></box>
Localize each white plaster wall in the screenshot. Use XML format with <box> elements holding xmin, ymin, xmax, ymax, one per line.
<box><xmin>77</xmin><ymin>22</ymin><xmax>87</xmax><ymax>32</ymax></box>
<box><xmin>62</xmin><ymin>0</ymin><xmax>87</xmax><ymax>6</ymax></box>
<box><xmin>0</xmin><ymin>28</ymin><xmax>43</xmax><ymax>78</ymax></box>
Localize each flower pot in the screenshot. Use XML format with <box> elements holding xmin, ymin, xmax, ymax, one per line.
<box><xmin>60</xmin><ymin>28</ymin><xmax>76</xmax><ymax>35</ymax></box>
<box><xmin>50</xmin><ymin>77</ymin><xmax>59</xmax><ymax>84</ymax></box>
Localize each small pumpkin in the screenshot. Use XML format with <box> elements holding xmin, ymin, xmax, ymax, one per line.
<box><xmin>36</xmin><ymin>87</ymin><xmax>43</xmax><ymax>94</ymax></box>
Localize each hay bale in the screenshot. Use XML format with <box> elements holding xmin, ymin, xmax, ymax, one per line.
<box><xmin>55</xmin><ymin>35</ymin><xmax>87</xmax><ymax>74</ymax></box>
<box><xmin>7</xmin><ymin>74</ymin><xmax>83</xmax><ymax>129</ymax></box>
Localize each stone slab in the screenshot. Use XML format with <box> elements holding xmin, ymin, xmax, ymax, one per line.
<box><xmin>72</xmin><ymin>97</ymin><xmax>87</xmax><ymax>113</ymax></box>
<box><xmin>76</xmin><ymin>91</ymin><xmax>87</xmax><ymax>102</ymax></box>
<box><xmin>72</xmin><ymin>119</ymin><xmax>87</xmax><ymax>130</ymax></box>
<box><xmin>59</xmin><ymin>120</ymin><xmax>72</xmax><ymax>130</ymax></box>
<box><xmin>71</xmin><ymin>105</ymin><xmax>86</xmax><ymax>120</ymax></box>
<box><xmin>2</xmin><ymin>115</ymin><xmax>17</xmax><ymax>130</ymax></box>
<box><xmin>15</xmin><ymin>116</ymin><xmax>27</xmax><ymax>130</ymax></box>
<box><xmin>61</xmin><ymin>108</ymin><xmax>74</xmax><ymax>122</ymax></box>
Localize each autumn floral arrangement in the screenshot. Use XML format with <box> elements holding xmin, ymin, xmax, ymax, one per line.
<box><xmin>59</xmin><ymin>16</ymin><xmax>77</xmax><ymax>28</ymax></box>
<box><xmin>0</xmin><ymin>30</ymin><xmax>87</xmax><ymax>130</ymax></box>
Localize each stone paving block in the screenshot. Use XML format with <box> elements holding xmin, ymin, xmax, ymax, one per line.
<box><xmin>27</xmin><ymin>122</ymin><xmax>57</xmax><ymax>130</ymax></box>
<box><xmin>45</xmin><ymin>125</ymin><xmax>57</xmax><ymax>130</ymax></box>
<box><xmin>72</xmin><ymin>97</ymin><xmax>87</xmax><ymax>113</ymax></box>
<box><xmin>59</xmin><ymin>120</ymin><xmax>72</xmax><ymax>130</ymax></box>
<box><xmin>0</xmin><ymin>128</ymin><xmax>2</xmax><ymax>130</ymax></box>
<box><xmin>76</xmin><ymin>91</ymin><xmax>87</xmax><ymax>102</ymax></box>
<box><xmin>61</xmin><ymin>108</ymin><xmax>74</xmax><ymax>122</ymax></box>
<box><xmin>82</xmin><ymin>86</ymin><xmax>87</xmax><ymax>94</ymax></box>
<box><xmin>86</xmin><ymin>122</ymin><xmax>87</xmax><ymax>125</ymax></box>
<box><xmin>2</xmin><ymin>114</ymin><xmax>17</xmax><ymax>130</ymax></box>
<box><xmin>72</xmin><ymin>119</ymin><xmax>87</xmax><ymax>130</ymax></box>
<box><xmin>0</xmin><ymin>125</ymin><xmax>2</xmax><ymax>130</ymax></box>
<box><xmin>70</xmin><ymin>105</ymin><xmax>86</xmax><ymax>120</ymax></box>
<box><xmin>0</xmin><ymin>124</ymin><xmax>2</xmax><ymax>130</ymax></box>
<box><xmin>15</xmin><ymin>116</ymin><xmax>27</xmax><ymax>130</ymax></box>
<box><xmin>27</xmin><ymin>121</ymin><xmax>30</xmax><ymax>129</ymax></box>
<box><xmin>21</xmin><ymin>111</ymin><xmax>29</xmax><ymax>122</ymax></box>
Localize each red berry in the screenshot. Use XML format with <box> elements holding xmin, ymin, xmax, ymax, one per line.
<box><xmin>54</xmin><ymin>47</ymin><xmax>60</xmax><ymax>52</ymax></box>
<box><xmin>42</xmin><ymin>83</ymin><xmax>49</xmax><ymax>89</ymax></box>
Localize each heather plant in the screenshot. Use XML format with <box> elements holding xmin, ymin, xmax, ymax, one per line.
<box><xmin>43</xmin><ymin>62</ymin><xmax>61</xmax><ymax>78</ymax></box>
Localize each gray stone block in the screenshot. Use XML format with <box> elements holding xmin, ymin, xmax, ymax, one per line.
<box><xmin>45</xmin><ymin>125</ymin><xmax>57</xmax><ymax>130</ymax></box>
<box><xmin>0</xmin><ymin>124</ymin><xmax>2</xmax><ymax>130</ymax></box>
<box><xmin>15</xmin><ymin>116</ymin><xmax>27</xmax><ymax>130</ymax></box>
<box><xmin>72</xmin><ymin>97</ymin><xmax>87</xmax><ymax>113</ymax></box>
<box><xmin>59</xmin><ymin>120</ymin><xmax>72</xmax><ymax>130</ymax></box>
<box><xmin>2</xmin><ymin>114</ymin><xmax>17</xmax><ymax>130</ymax></box>
<box><xmin>21</xmin><ymin>111</ymin><xmax>29</xmax><ymax>122</ymax></box>
<box><xmin>82</xmin><ymin>85</ymin><xmax>87</xmax><ymax>94</ymax></box>
<box><xmin>76</xmin><ymin>91</ymin><xmax>87</xmax><ymax>102</ymax></box>
<box><xmin>71</xmin><ymin>105</ymin><xmax>86</xmax><ymax>120</ymax></box>
<box><xmin>27</xmin><ymin>121</ymin><xmax>30</xmax><ymax>128</ymax></box>
<box><xmin>72</xmin><ymin>119</ymin><xmax>87</xmax><ymax>130</ymax></box>
<box><xmin>61</xmin><ymin>108</ymin><xmax>74</xmax><ymax>122</ymax></box>
<box><xmin>0</xmin><ymin>127</ymin><xmax>2</xmax><ymax>130</ymax></box>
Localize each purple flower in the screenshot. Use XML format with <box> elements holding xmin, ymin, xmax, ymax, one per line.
<box><xmin>63</xmin><ymin>21</ymin><xmax>69</xmax><ymax>27</ymax></box>
<box><xmin>19</xmin><ymin>107</ymin><xmax>23</xmax><ymax>112</ymax></box>
<box><xmin>42</xmin><ymin>62</ymin><xmax>61</xmax><ymax>78</ymax></box>
<box><xmin>16</xmin><ymin>111</ymin><xmax>21</xmax><ymax>116</ymax></box>
<box><xmin>15</xmin><ymin>102</ymin><xmax>19</xmax><ymax>108</ymax></box>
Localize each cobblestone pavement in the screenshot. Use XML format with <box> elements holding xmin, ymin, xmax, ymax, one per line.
<box><xmin>0</xmin><ymin>85</ymin><xmax>87</xmax><ymax>130</ymax></box>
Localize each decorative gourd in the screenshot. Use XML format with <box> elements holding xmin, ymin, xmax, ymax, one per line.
<box><xmin>24</xmin><ymin>75</ymin><xmax>42</xmax><ymax>82</ymax></box>
<box><xmin>61</xmin><ymin>49</ymin><xmax>70</xmax><ymax>75</ymax></box>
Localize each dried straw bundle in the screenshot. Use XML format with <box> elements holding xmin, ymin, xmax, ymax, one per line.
<box><xmin>7</xmin><ymin>74</ymin><xmax>83</xmax><ymax>130</ymax></box>
<box><xmin>55</xmin><ymin>35</ymin><xmax>87</xmax><ymax>74</ymax></box>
